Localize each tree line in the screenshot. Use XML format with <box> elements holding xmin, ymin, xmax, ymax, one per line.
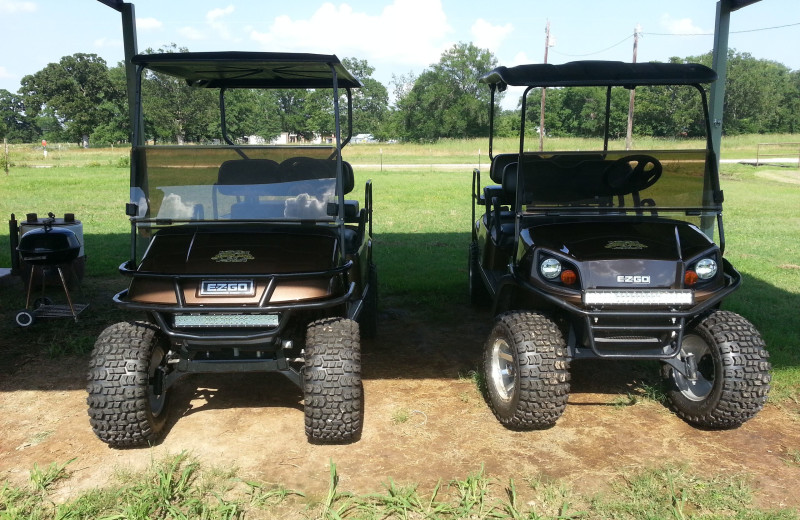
<box><xmin>1</xmin><ymin>42</ymin><xmax>798</xmax><ymax>147</ymax></box>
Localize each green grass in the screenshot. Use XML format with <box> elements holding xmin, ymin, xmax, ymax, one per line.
<box><xmin>1</xmin><ymin>455</ymin><xmax>795</xmax><ymax>519</ymax></box>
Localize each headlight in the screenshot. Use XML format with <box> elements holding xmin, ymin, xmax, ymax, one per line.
<box><xmin>695</xmin><ymin>258</ymin><xmax>718</xmax><ymax>280</ymax></box>
<box><xmin>540</xmin><ymin>258</ymin><xmax>562</xmax><ymax>279</ymax></box>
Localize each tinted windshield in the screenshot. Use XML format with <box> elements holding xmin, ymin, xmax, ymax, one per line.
<box><xmin>130</xmin><ymin>146</ymin><xmax>343</xmax><ymax>222</ymax></box>
<box><xmin>514</xmin><ymin>149</ymin><xmax>713</xmax><ymax>211</ymax></box>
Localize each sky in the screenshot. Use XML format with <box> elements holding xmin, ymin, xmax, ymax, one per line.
<box><xmin>1</xmin><ymin>0</ymin><xmax>799</xmax><ymax>108</ymax></box>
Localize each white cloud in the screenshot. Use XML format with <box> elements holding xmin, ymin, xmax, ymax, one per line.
<box><xmin>470</xmin><ymin>19</ymin><xmax>513</xmax><ymax>53</ymax></box>
<box><xmin>660</xmin><ymin>14</ymin><xmax>705</xmax><ymax>35</ymax></box>
<box><xmin>178</xmin><ymin>26</ymin><xmax>206</xmax><ymax>40</ymax></box>
<box><xmin>0</xmin><ymin>66</ymin><xmax>12</xmax><ymax>79</ymax></box>
<box><xmin>136</xmin><ymin>17</ymin><xmax>163</xmax><ymax>31</ymax></box>
<box><xmin>207</xmin><ymin>5</ymin><xmax>234</xmax><ymax>22</ymax></box>
<box><xmin>0</xmin><ymin>0</ymin><xmax>36</xmax><ymax>14</ymax></box>
<box><xmin>249</xmin><ymin>0</ymin><xmax>453</xmax><ymax>67</ymax></box>
<box><xmin>207</xmin><ymin>5</ymin><xmax>236</xmax><ymax>41</ymax></box>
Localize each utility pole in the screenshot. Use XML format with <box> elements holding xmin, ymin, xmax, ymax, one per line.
<box><xmin>539</xmin><ymin>20</ymin><xmax>554</xmax><ymax>152</ymax></box>
<box><xmin>625</xmin><ymin>24</ymin><xmax>641</xmax><ymax>151</ymax></box>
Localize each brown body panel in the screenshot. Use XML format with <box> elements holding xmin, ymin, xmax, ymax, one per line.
<box><xmin>129</xmin><ymin>226</ymin><xmax>341</xmax><ymax>305</ymax></box>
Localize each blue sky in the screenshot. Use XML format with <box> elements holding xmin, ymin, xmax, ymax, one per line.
<box><xmin>1</xmin><ymin>0</ymin><xmax>798</xmax><ymax>103</ymax></box>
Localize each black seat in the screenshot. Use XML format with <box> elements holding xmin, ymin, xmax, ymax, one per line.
<box><xmin>485</xmin><ymin>161</ymin><xmax>518</xmax><ymax>249</ymax></box>
<box><xmin>213</xmin><ymin>159</ymin><xmax>281</xmax><ymax>218</ymax></box>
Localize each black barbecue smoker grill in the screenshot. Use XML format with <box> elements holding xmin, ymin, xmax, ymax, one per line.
<box><xmin>9</xmin><ymin>212</ymin><xmax>88</xmax><ymax>327</ymax></box>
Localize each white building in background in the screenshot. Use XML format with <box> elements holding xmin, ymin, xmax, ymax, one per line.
<box><xmin>251</xmin><ymin>132</ymin><xmax>334</xmax><ymax>145</ymax></box>
<box><xmin>352</xmin><ymin>133</ymin><xmax>377</xmax><ymax>144</ymax></box>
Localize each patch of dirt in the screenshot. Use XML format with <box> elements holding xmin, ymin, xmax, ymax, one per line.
<box><xmin>1</xmin><ymin>288</ymin><xmax>799</xmax><ymax>510</ymax></box>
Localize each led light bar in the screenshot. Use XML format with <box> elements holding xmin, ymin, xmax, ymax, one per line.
<box><xmin>174</xmin><ymin>314</ymin><xmax>279</xmax><ymax>328</ymax></box>
<box><xmin>583</xmin><ymin>290</ymin><xmax>693</xmax><ymax>306</ymax></box>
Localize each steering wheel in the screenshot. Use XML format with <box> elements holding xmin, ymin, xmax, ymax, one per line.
<box><xmin>603</xmin><ymin>155</ymin><xmax>662</xmax><ymax>194</ymax></box>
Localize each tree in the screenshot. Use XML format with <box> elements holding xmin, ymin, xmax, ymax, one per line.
<box><xmin>342</xmin><ymin>57</ymin><xmax>388</xmax><ymax>137</ymax></box>
<box><xmin>139</xmin><ymin>45</ymin><xmax>217</xmax><ymax>144</ymax></box>
<box><xmin>19</xmin><ymin>53</ymin><xmax>120</xmax><ymax>147</ymax></box>
<box><xmin>221</xmin><ymin>89</ymin><xmax>282</xmax><ymax>143</ymax></box>
<box><xmin>395</xmin><ymin>43</ymin><xmax>498</xmax><ymax>141</ymax></box>
<box><xmin>0</xmin><ymin>89</ymin><xmax>39</xmax><ymax>143</ymax></box>
<box><xmin>90</xmin><ymin>62</ymin><xmax>131</xmax><ymax>145</ymax></box>
<box><xmin>682</xmin><ymin>50</ymin><xmax>799</xmax><ymax>135</ymax></box>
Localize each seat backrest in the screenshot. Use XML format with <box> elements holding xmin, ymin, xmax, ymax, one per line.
<box><xmin>216</xmin><ymin>159</ymin><xmax>281</xmax><ymax>196</ymax></box>
<box><xmin>504</xmin><ymin>154</ymin><xmax>616</xmax><ymax>206</ymax></box>
<box><xmin>490</xmin><ymin>153</ymin><xmax>518</xmax><ymax>184</ymax></box>
<box><xmin>280</xmin><ymin>157</ymin><xmax>354</xmax><ymax>195</ymax></box>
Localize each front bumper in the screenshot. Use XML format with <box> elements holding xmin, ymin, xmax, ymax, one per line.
<box><xmin>500</xmin><ymin>258</ymin><xmax>741</xmax><ymax>359</ymax></box>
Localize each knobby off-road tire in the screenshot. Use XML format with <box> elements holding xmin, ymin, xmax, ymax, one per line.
<box><xmin>469</xmin><ymin>241</ymin><xmax>490</xmax><ymax>305</ymax></box>
<box><xmin>484</xmin><ymin>311</ymin><xmax>570</xmax><ymax>429</ymax></box>
<box><xmin>662</xmin><ymin>310</ymin><xmax>771</xmax><ymax>429</ymax></box>
<box><xmin>86</xmin><ymin>321</ymin><xmax>170</xmax><ymax>447</ymax></box>
<box><xmin>304</xmin><ymin>317</ymin><xmax>363</xmax><ymax>443</ymax></box>
<box><xmin>360</xmin><ymin>262</ymin><xmax>378</xmax><ymax>339</ymax></box>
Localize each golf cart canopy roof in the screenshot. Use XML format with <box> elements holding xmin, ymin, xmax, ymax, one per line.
<box><xmin>480</xmin><ymin>61</ymin><xmax>717</xmax><ymax>90</ymax></box>
<box><xmin>131</xmin><ymin>51</ymin><xmax>362</xmax><ymax>89</ymax></box>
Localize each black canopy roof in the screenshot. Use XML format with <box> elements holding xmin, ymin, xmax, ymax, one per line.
<box><xmin>131</xmin><ymin>51</ymin><xmax>362</xmax><ymax>89</ymax></box>
<box><xmin>480</xmin><ymin>61</ymin><xmax>717</xmax><ymax>90</ymax></box>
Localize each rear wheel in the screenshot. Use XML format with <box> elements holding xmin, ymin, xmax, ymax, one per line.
<box><xmin>663</xmin><ymin>310</ymin><xmax>771</xmax><ymax>429</ymax></box>
<box><xmin>484</xmin><ymin>311</ymin><xmax>570</xmax><ymax>429</ymax></box>
<box><xmin>304</xmin><ymin>318</ymin><xmax>363</xmax><ymax>443</ymax></box>
<box><xmin>87</xmin><ymin>321</ymin><xmax>171</xmax><ymax>447</ymax></box>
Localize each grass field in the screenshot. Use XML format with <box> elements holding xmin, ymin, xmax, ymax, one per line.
<box><xmin>0</xmin><ymin>140</ymin><xmax>798</xmax><ymax>518</ymax></box>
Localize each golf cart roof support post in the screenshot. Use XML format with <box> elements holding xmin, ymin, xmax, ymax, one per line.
<box><xmin>519</xmin><ymin>87</ymin><xmax>532</xmax><ymax>155</ymax></box>
<box><xmin>132</xmin><ymin>64</ymin><xmax>144</xmax><ymax>151</ymax></box>
<box><xmin>218</xmin><ymin>88</ymin><xmax>247</xmax><ymax>159</ymax></box>
<box><xmin>513</xmin><ymin>87</ymin><xmax>534</xmax><ymax>259</ymax></box>
<box><xmin>603</xmin><ymin>86</ymin><xmax>612</xmax><ymax>152</ymax></box>
<box><xmin>219</xmin><ymin>89</ymin><xmax>232</xmax><ymax>145</ymax></box>
<box><xmin>342</xmin><ymin>89</ymin><xmax>353</xmax><ymax>148</ymax></box>
<box><xmin>697</xmin><ymin>82</ymin><xmax>725</xmax><ymax>247</ymax></box>
<box><xmin>709</xmin><ymin>0</ymin><xmax>731</xmax><ymax>175</ymax></box>
<box><xmin>488</xmin><ymin>84</ymin><xmax>496</xmax><ymax>160</ymax></box>
<box><xmin>98</xmin><ymin>1</ymin><xmax>141</xmax><ymax>145</ymax></box>
<box><xmin>329</xmin><ymin>62</ymin><xmax>347</xmax><ymax>261</ymax></box>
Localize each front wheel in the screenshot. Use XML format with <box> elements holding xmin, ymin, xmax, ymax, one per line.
<box><xmin>304</xmin><ymin>318</ymin><xmax>363</xmax><ymax>443</ymax></box>
<box><xmin>663</xmin><ymin>310</ymin><xmax>771</xmax><ymax>429</ymax></box>
<box><xmin>86</xmin><ymin>321</ymin><xmax>171</xmax><ymax>447</ymax></box>
<box><xmin>483</xmin><ymin>311</ymin><xmax>570</xmax><ymax>429</ymax></box>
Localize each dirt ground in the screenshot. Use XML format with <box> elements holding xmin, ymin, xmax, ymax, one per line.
<box><xmin>1</xmin><ymin>278</ymin><xmax>799</xmax><ymax>511</ymax></box>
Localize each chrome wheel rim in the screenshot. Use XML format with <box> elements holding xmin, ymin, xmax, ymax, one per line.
<box><xmin>673</xmin><ymin>334</ymin><xmax>715</xmax><ymax>401</ymax></box>
<box><xmin>489</xmin><ymin>338</ymin><xmax>516</xmax><ymax>402</ymax></box>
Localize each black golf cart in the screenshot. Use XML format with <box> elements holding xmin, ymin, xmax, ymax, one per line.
<box><xmin>87</xmin><ymin>52</ymin><xmax>376</xmax><ymax>447</ymax></box>
<box><xmin>470</xmin><ymin>61</ymin><xmax>770</xmax><ymax>429</ymax></box>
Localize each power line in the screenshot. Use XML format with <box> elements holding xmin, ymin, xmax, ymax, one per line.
<box><xmin>550</xmin><ymin>20</ymin><xmax>800</xmax><ymax>58</ymax></box>
<box><xmin>550</xmin><ymin>34</ymin><xmax>633</xmax><ymax>58</ymax></box>
<box><xmin>645</xmin><ymin>20</ymin><xmax>800</xmax><ymax>36</ymax></box>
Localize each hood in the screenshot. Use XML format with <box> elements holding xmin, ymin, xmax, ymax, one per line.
<box><xmin>528</xmin><ymin>220</ymin><xmax>718</xmax><ymax>290</ymax></box>
<box><xmin>138</xmin><ymin>226</ymin><xmax>338</xmax><ymax>274</ymax></box>
<box><xmin>530</xmin><ymin>221</ymin><xmax>713</xmax><ymax>262</ymax></box>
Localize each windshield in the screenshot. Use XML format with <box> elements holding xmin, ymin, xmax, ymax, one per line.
<box><xmin>130</xmin><ymin>146</ymin><xmax>343</xmax><ymax>222</ymax></box>
<box><xmin>515</xmin><ymin>149</ymin><xmax>713</xmax><ymax>212</ymax></box>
